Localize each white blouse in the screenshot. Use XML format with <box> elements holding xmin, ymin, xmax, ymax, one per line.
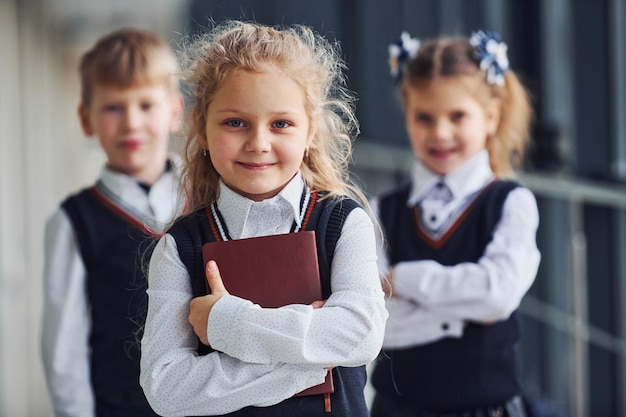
<box><xmin>140</xmin><ymin>174</ymin><xmax>388</xmax><ymax>417</ymax></box>
<box><xmin>373</xmin><ymin>151</ymin><xmax>541</xmax><ymax>349</ymax></box>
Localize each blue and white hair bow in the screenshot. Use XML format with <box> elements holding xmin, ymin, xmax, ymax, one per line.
<box><xmin>388</xmin><ymin>31</ymin><xmax>420</xmax><ymax>82</ymax></box>
<box><xmin>469</xmin><ymin>30</ymin><xmax>509</xmax><ymax>86</ymax></box>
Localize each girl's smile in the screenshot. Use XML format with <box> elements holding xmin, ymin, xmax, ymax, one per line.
<box><xmin>238</xmin><ymin>162</ymin><xmax>276</xmax><ymax>169</ymax></box>
<box><xmin>428</xmin><ymin>146</ymin><xmax>460</xmax><ymax>159</ymax></box>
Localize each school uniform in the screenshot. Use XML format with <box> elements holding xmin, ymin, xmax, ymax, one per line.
<box><xmin>370</xmin><ymin>150</ymin><xmax>540</xmax><ymax>417</ymax></box>
<box><xmin>42</xmin><ymin>158</ymin><xmax>184</xmax><ymax>417</ymax></box>
<box><xmin>140</xmin><ymin>173</ymin><xmax>388</xmax><ymax>417</ymax></box>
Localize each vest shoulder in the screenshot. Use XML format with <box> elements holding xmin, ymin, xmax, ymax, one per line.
<box><xmin>320</xmin><ymin>194</ymin><xmax>361</xmax><ymax>210</ymax></box>
<box><xmin>166</xmin><ymin>208</ymin><xmax>206</xmax><ymax>237</ymax></box>
<box><xmin>485</xmin><ymin>179</ymin><xmax>521</xmax><ymax>200</ymax></box>
<box><xmin>492</xmin><ymin>178</ymin><xmax>520</xmax><ymax>190</ymax></box>
<box><xmin>60</xmin><ymin>185</ymin><xmax>97</xmax><ymax>208</ymax></box>
<box><xmin>314</xmin><ymin>194</ymin><xmax>362</xmax><ymax>227</ymax></box>
<box><xmin>376</xmin><ymin>184</ymin><xmax>411</xmax><ymax>213</ymax></box>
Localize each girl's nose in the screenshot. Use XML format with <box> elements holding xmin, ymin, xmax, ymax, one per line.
<box><xmin>245</xmin><ymin>128</ymin><xmax>271</xmax><ymax>153</ymax></box>
<box><xmin>432</xmin><ymin>119</ymin><xmax>452</xmax><ymax>141</ymax></box>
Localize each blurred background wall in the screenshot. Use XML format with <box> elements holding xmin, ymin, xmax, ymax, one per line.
<box><xmin>2</xmin><ymin>0</ymin><xmax>626</xmax><ymax>416</ymax></box>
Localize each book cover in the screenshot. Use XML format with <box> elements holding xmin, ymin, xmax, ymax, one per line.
<box><xmin>201</xmin><ymin>231</ymin><xmax>334</xmax><ymax>397</ymax></box>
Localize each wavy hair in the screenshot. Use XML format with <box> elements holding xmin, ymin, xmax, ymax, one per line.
<box><xmin>177</xmin><ymin>20</ymin><xmax>365</xmax><ymax>215</ymax></box>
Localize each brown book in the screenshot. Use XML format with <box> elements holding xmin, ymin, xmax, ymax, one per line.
<box><xmin>201</xmin><ymin>231</ymin><xmax>334</xmax><ymax>398</ymax></box>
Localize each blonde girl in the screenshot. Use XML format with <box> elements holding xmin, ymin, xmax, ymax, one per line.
<box><xmin>140</xmin><ymin>21</ymin><xmax>387</xmax><ymax>417</ymax></box>
<box><xmin>370</xmin><ymin>31</ymin><xmax>540</xmax><ymax>417</ymax></box>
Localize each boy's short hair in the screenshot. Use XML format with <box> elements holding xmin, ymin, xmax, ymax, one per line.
<box><xmin>79</xmin><ymin>28</ymin><xmax>179</xmax><ymax>106</ymax></box>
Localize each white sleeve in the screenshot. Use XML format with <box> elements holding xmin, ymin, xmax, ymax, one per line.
<box><xmin>140</xmin><ymin>235</ymin><xmax>328</xmax><ymax>417</ymax></box>
<box><xmin>369</xmin><ymin>198</ymin><xmax>390</xmax><ymax>277</ymax></box>
<box><xmin>41</xmin><ymin>210</ymin><xmax>95</xmax><ymax>417</ymax></box>
<box><xmin>208</xmin><ymin>207</ymin><xmax>388</xmax><ymax>366</ymax></box>
<box><xmin>393</xmin><ymin>187</ymin><xmax>541</xmax><ymax>322</ymax></box>
<box><xmin>381</xmin><ymin>298</ymin><xmax>464</xmax><ymax>348</ymax></box>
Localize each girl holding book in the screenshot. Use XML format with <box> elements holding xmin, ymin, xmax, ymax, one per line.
<box><xmin>139</xmin><ymin>20</ymin><xmax>388</xmax><ymax>417</ymax></box>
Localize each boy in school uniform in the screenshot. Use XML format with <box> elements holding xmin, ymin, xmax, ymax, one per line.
<box><xmin>41</xmin><ymin>28</ymin><xmax>184</xmax><ymax>417</ymax></box>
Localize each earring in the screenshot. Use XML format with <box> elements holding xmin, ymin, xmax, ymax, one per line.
<box><xmin>202</xmin><ymin>148</ymin><xmax>207</xmax><ymax>157</ymax></box>
<box><xmin>304</xmin><ymin>147</ymin><xmax>309</xmax><ymax>159</ymax></box>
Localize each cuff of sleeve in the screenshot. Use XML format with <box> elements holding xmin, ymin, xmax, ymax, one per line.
<box><xmin>207</xmin><ymin>294</ymin><xmax>254</xmax><ymax>355</ymax></box>
<box><xmin>392</xmin><ymin>260</ymin><xmax>432</xmax><ymax>301</ymax></box>
<box><xmin>382</xmin><ymin>298</ymin><xmax>464</xmax><ymax>348</ymax></box>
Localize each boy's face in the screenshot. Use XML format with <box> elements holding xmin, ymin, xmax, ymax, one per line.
<box><xmin>78</xmin><ymin>83</ymin><xmax>182</xmax><ymax>184</ymax></box>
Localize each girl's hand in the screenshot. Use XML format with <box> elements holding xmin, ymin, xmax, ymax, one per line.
<box><xmin>310</xmin><ymin>300</ymin><xmax>326</xmax><ymax>309</ymax></box>
<box><xmin>188</xmin><ymin>260</ymin><xmax>229</xmax><ymax>346</ymax></box>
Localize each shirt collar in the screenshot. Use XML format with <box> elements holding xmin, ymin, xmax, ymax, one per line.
<box><xmin>99</xmin><ymin>165</ymin><xmax>143</xmax><ymax>198</ymax></box>
<box><xmin>98</xmin><ymin>156</ymin><xmax>183</xmax><ymax>223</ymax></box>
<box><xmin>100</xmin><ymin>155</ymin><xmax>181</xmax><ymax>194</ymax></box>
<box><xmin>407</xmin><ymin>150</ymin><xmax>494</xmax><ymax>206</ymax></box>
<box><xmin>217</xmin><ymin>173</ymin><xmax>305</xmax><ymax>239</ymax></box>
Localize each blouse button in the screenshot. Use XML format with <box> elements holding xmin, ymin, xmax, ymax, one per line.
<box><xmin>430</xmin><ymin>215</ymin><xmax>437</xmax><ymax>222</ymax></box>
<box><xmin>441</xmin><ymin>322</ymin><xmax>449</xmax><ymax>331</ymax></box>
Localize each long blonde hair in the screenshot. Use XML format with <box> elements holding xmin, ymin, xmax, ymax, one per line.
<box><xmin>401</xmin><ymin>36</ymin><xmax>533</xmax><ymax>178</ymax></box>
<box><xmin>177</xmin><ymin>20</ymin><xmax>365</xmax><ymax>215</ymax></box>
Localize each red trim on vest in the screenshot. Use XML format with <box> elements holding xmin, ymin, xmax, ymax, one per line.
<box><xmin>89</xmin><ymin>186</ymin><xmax>161</xmax><ymax>238</ymax></box>
<box><xmin>205</xmin><ymin>205</ymin><xmax>224</xmax><ymax>242</ymax></box>
<box><xmin>301</xmin><ymin>191</ymin><xmax>318</xmax><ymax>230</ymax></box>
<box><xmin>412</xmin><ymin>180</ymin><xmax>497</xmax><ymax>249</ymax></box>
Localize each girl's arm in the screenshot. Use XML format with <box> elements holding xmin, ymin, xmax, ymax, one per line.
<box><xmin>391</xmin><ymin>187</ymin><xmax>540</xmax><ymax>322</ymax></box>
<box><xmin>140</xmin><ymin>235</ymin><xmax>327</xmax><ymax>417</ymax></box>
<box><xmin>382</xmin><ymin>298</ymin><xmax>464</xmax><ymax>347</ymax></box>
<box><xmin>371</xmin><ymin>197</ymin><xmax>464</xmax><ymax>348</ymax></box>
<box><xmin>41</xmin><ymin>210</ymin><xmax>95</xmax><ymax>417</ymax></box>
<box><xmin>204</xmin><ymin>207</ymin><xmax>388</xmax><ymax>367</ymax></box>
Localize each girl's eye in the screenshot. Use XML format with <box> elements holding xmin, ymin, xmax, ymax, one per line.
<box><xmin>451</xmin><ymin>111</ymin><xmax>465</xmax><ymax>122</ymax></box>
<box><xmin>226</xmin><ymin>119</ymin><xmax>245</xmax><ymax>128</ymax></box>
<box><xmin>415</xmin><ymin>113</ymin><xmax>431</xmax><ymax>123</ymax></box>
<box><xmin>273</xmin><ymin>120</ymin><xmax>290</xmax><ymax>129</ymax></box>
<box><xmin>141</xmin><ymin>102</ymin><xmax>154</xmax><ymax>111</ymax></box>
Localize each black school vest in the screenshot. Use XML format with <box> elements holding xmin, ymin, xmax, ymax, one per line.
<box><xmin>62</xmin><ymin>184</ymin><xmax>159</xmax><ymax>410</ymax></box>
<box><xmin>168</xmin><ymin>193</ymin><xmax>369</xmax><ymax>417</ymax></box>
<box><xmin>371</xmin><ymin>180</ymin><xmax>522</xmax><ymax>412</ymax></box>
